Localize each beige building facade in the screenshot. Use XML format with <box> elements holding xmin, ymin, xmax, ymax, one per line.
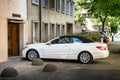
<box><xmin>0</xmin><ymin>0</ymin><xmax>27</xmax><ymax>62</ymax></box>
<box><xmin>0</xmin><ymin>0</ymin><xmax>75</xmax><ymax>62</ymax></box>
<box><xmin>27</xmin><ymin>0</ymin><xmax>40</xmax><ymax>44</ymax></box>
<box><xmin>27</xmin><ymin>0</ymin><xmax>75</xmax><ymax>43</ymax></box>
<box><xmin>41</xmin><ymin>0</ymin><xmax>75</xmax><ymax>42</ymax></box>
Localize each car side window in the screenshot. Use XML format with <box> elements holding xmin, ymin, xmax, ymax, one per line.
<box><xmin>51</xmin><ymin>39</ymin><xmax>59</xmax><ymax>44</ymax></box>
<box><xmin>73</xmin><ymin>37</ymin><xmax>82</xmax><ymax>43</ymax></box>
<box><xmin>58</xmin><ymin>37</ymin><xmax>70</xmax><ymax>44</ymax></box>
<box><xmin>51</xmin><ymin>37</ymin><xmax>71</xmax><ymax>44</ymax></box>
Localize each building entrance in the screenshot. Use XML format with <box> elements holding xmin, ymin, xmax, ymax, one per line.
<box><xmin>8</xmin><ymin>23</ymin><xmax>19</xmax><ymax>56</ymax></box>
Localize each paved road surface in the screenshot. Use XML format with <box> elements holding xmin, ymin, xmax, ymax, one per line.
<box><xmin>0</xmin><ymin>52</ymin><xmax>120</xmax><ymax>80</ymax></box>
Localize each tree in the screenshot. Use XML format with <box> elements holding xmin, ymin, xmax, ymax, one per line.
<box><xmin>108</xmin><ymin>17</ymin><xmax>120</xmax><ymax>33</ymax></box>
<box><xmin>74</xmin><ymin>0</ymin><xmax>85</xmax><ymax>26</ymax></box>
<box><xmin>75</xmin><ymin>0</ymin><xmax>120</xmax><ymax>32</ymax></box>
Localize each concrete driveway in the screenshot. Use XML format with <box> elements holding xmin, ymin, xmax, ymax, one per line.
<box><xmin>0</xmin><ymin>52</ymin><xmax>120</xmax><ymax>80</ymax></box>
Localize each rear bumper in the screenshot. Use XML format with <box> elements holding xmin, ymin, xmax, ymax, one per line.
<box><xmin>92</xmin><ymin>50</ymin><xmax>109</xmax><ymax>60</ymax></box>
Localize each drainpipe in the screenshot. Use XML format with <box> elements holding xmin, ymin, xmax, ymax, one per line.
<box><xmin>39</xmin><ymin>0</ymin><xmax>41</xmax><ymax>42</ymax></box>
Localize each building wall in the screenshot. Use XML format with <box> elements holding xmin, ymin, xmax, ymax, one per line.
<box><xmin>41</xmin><ymin>0</ymin><xmax>75</xmax><ymax>42</ymax></box>
<box><xmin>0</xmin><ymin>0</ymin><xmax>27</xmax><ymax>62</ymax></box>
<box><xmin>0</xmin><ymin>17</ymin><xmax>8</xmax><ymax>62</ymax></box>
<box><xmin>0</xmin><ymin>0</ymin><xmax>27</xmax><ymax>19</ymax></box>
<box><xmin>42</xmin><ymin>9</ymin><xmax>73</xmax><ymax>23</ymax></box>
<box><xmin>27</xmin><ymin>0</ymin><xmax>39</xmax><ymax>43</ymax></box>
<box><xmin>27</xmin><ymin>0</ymin><xmax>75</xmax><ymax>42</ymax></box>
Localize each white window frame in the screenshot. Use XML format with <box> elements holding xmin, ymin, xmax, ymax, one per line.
<box><xmin>56</xmin><ymin>0</ymin><xmax>60</xmax><ymax>11</ymax></box>
<box><xmin>70</xmin><ymin>1</ymin><xmax>74</xmax><ymax>16</ymax></box>
<box><xmin>50</xmin><ymin>23</ymin><xmax>55</xmax><ymax>39</ymax></box>
<box><xmin>61</xmin><ymin>0</ymin><xmax>65</xmax><ymax>13</ymax></box>
<box><xmin>66</xmin><ymin>0</ymin><xmax>70</xmax><ymax>14</ymax></box>
<box><xmin>56</xmin><ymin>24</ymin><xmax>61</xmax><ymax>37</ymax></box>
<box><xmin>32</xmin><ymin>0</ymin><xmax>39</xmax><ymax>5</ymax></box>
<box><xmin>32</xmin><ymin>21</ymin><xmax>39</xmax><ymax>43</ymax></box>
<box><xmin>44</xmin><ymin>23</ymin><xmax>49</xmax><ymax>42</ymax></box>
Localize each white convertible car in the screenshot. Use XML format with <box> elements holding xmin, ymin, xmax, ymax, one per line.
<box><xmin>22</xmin><ymin>35</ymin><xmax>109</xmax><ymax>64</ymax></box>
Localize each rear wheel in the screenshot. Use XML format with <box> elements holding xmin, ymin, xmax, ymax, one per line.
<box><xmin>79</xmin><ymin>51</ymin><xmax>92</xmax><ymax>64</ymax></box>
<box><xmin>27</xmin><ymin>49</ymin><xmax>39</xmax><ymax>61</ymax></box>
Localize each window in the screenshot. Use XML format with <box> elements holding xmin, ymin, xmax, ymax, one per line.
<box><xmin>61</xmin><ymin>25</ymin><xmax>65</xmax><ymax>36</ymax></box>
<box><xmin>70</xmin><ymin>2</ymin><xmax>74</xmax><ymax>15</ymax></box>
<box><xmin>56</xmin><ymin>0</ymin><xmax>60</xmax><ymax>11</ymax></box>
<box><xmin>43</xmin><ymin>23</ymin><xmax>48</xmax><ymax>42</ymax></box>
<box><xmin>67</xmin><ymin>23</ymin><xmax>73</xmax><ymax>34</ymax></box>
<box><xmin>42</xmin><ymin>0</ymin><xmax>48</xmax><ymax>7</ymax></box>
<box><xmin>66</xmin><ymin>0</ymin><xmax>70</xmax><ymax>14</ymax></box>
<box><xmin>32</xmin><ymin>0</ymin><xmax>39</xmax><ymax>5</ymax></box>
<box><xmin>33</xmin><ymin>22</ymin><xmax>39</xmax><ymax>43</ymax></box>
<box><xmin>50</xmin><ymin>24</ymin><xmax>55</xmax><ymax>39</ymax></box>
<box><xmin>61</xmin><ymin>0</ymin><xmax>65</xmax><ymax>12</ymax></box>
<box><xmin>50</xmin><ymin>0</ymin><xmax>55</xmax><ymax>9</ymax></box>
<box><xmin>56</xmin><ymin>24</ymin><xmax>60</xmax><ymax>37</ymax></box>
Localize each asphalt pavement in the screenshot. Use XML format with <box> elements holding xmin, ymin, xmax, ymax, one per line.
<box><xmin>0</xmin><ymin>52</ymin><xmax>120</xmax><ymax>80</ymax></box>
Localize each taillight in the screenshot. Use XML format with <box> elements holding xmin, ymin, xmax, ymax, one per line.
<box><xmin>103</xmin><ymin>35</ymin><xmax>107</xmax><ymax>39</ymax></box>
<box><xmin>96</xmin><ymin>46</ymin><xmax>106</xmax><ymax>50</ymax></box>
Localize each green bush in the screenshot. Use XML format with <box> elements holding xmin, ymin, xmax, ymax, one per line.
<box><xmin>79</xmin><ymin>32</ymin><xmax>101</xmax><ymax>42</ymax></box>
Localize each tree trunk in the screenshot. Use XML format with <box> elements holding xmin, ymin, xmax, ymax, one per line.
<box><xmin>102</xmin><ymin>21</ymin><xmax>105</xmax><ymax>32</ymax></box>
<box><xmin>99</xmin><ymin>15</ymin><xmax>107</xmax><ymax>32</ymax></box>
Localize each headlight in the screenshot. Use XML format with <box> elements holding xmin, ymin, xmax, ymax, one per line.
<box><xmin>22</xmin><ymin>46</ymin><xmax>28</xmax><ymax>50</ymax></box>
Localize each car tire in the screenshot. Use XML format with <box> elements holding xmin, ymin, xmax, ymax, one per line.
<box><xmin>78</xmin><ymin>51</ymin><xmax>92</xmax><ymax>64</ymax></box>
<box><xmin>27</xmin><ymin>49</ymin><xmax>39</xmax><ymax>61</ymax></box>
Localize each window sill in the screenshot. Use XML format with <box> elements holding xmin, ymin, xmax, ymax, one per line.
<box><xmin>66</xmin><ymin>13</ymin><xmax>70</xmax><ymax>15</ymax></box>
<box><xmin>50</xmin><ymin>8</ymin><xmax>55</xmax><ymax>10</ymax></box>
<box><xmin>61</xmin><ymin>11</ymin><xmax>65</xmax><ymax>14</ymax></box>
<box><xmin>56</xmin><ymin>9</ymin><xmax>60</xmax><ymax>12</ymax></box>
<box><xmin>32</xmin><ymin>2</ymin><xmax>39</xmax><ymax>6</ymax></box>
<box><xmin>42</xmin><ymin>6</ymin><xmax>48</xmax><ymax>8</ymax></box>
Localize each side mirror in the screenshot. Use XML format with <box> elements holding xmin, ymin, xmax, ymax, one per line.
<box><xmin>46</xmin><ymin>42</ymin><xmax>51</xmax><ymax>45</ymax></box>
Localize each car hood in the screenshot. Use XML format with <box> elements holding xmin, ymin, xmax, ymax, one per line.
<box><xmin>26</xmin><ymin>43</ymin><xmax>45</xmax><ymax>47</ymax></box>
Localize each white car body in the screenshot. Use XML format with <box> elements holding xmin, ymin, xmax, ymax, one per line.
<box><xmin>22</xmin><ymin>36</ymin><xmax>109</xmax><ymax>63</ymax></box>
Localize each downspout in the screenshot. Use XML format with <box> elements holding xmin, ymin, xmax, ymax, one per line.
<box><xmin>39</xmin><ymin>0</ymin><xmax>41</xmax><ymax>42</ymax></box>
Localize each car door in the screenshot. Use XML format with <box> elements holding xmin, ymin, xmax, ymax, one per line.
<box><xmin>66</xmin><ymin>37</ymin><xmax>83</xmax><ymax>59</ymax></box>
<box><xmin>44</xmin><ymin>37</ymin><xmax>71</xmax><ymax>59</ymax></box>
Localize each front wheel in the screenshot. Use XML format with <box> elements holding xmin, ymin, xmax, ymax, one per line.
<box><xmin>78</xmin><ymin>51</ymin><xmax>92</xmax><ymax>64</ymax></box>
<box><xmin>27</xmin><ymin>49</ymin><xmax>39</xmax><ymax>61</ymax></box>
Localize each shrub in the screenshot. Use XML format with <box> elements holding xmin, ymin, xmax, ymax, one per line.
<box><xmin>79</xmin><ymin>32</ymin><xmax>101</xmax><ymax>42</ymax></box>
